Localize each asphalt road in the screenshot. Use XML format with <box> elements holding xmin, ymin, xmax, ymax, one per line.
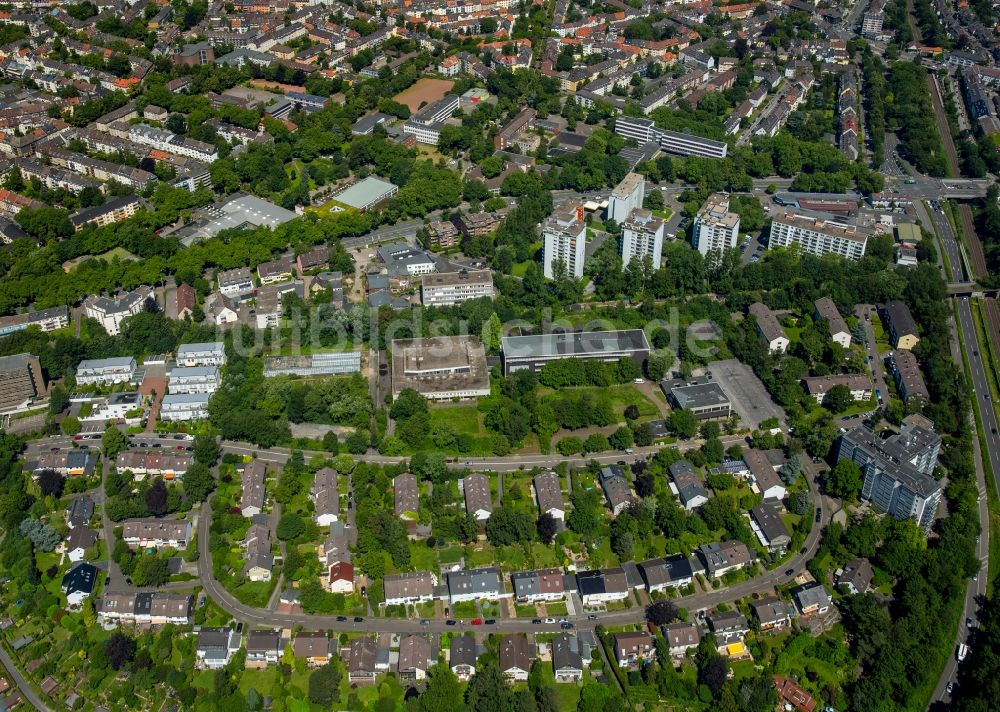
<box><xmin>196</xmin><ymin>457</ymin><xmax>831</xmax><ymax>635</ymax></box>
<box><xmin>923</xmin><ymin>199</ymin><xmax>993</xmax><ymax>706</ymax></box>
<box><xmin>218</xmin><ymin>434</ymin><xmax>754</xmax><ymax>472</ymax></box>
<box><xmin>854</xmin><ymin>304</ymin><xmax>889</xmax><ymax>401</ymax></box>
<box><xmin>0</xmin><ymin>646</ymin><xmax>52</xmax><ymax>712</ymax></box>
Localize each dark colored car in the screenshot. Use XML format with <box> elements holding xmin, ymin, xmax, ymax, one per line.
<box><xmin>446</xmin><ymin>620</ymin><xmax>457</xmax><ymax>626</ymax></box>
<box><xmin>354</xmin><ymin>617</ymin><xmax>364</xmax><ymax>623</ymax></box>
<box><xmin>785</xmin><ymin>568</ymin><xmax>795</xmax><ymax>576</ymax></box>
<box><xmin>336</xmin><ymin>616</ymin><xmax>347</xmax><ymax>622</ymax></box>
<box><xmin>532</xmin><ymin>619</ymin><xmax>542</xmax><ymax>624</ymax></box>
<box><xmin>484</xmin><ymin>619</ymin><xmax>496</xmax><ymax>625</ymax></box>
<box><xmin>560</xmin><ymin>622</ymin><xmax>574</xmax><ymax>629</ymax></box>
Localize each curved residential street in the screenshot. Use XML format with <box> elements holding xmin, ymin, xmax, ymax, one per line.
<box><xmin>195</xmin><ymin>450</ymin><xmax>832</xmax><ymax>635</ymax></box>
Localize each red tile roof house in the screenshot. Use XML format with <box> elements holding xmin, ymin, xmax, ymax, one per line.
<box><xmin>327</xmin><ymin>561</ymin><xmax>355</xmax><ymax>594</ymax></box>
<box><xmin>176</xmin><ymin>283</ymin><xmax>196</xmax><ymax>319</ymax></box>
<box><xmin>296</xmin><ymin>245</ymin><xmax>329</xmax><ymax>275</ymax></box>
<box><xmin>773</xmin><ymin>675</ymin><xmax>817</xmax><ymax>712</ymax></box>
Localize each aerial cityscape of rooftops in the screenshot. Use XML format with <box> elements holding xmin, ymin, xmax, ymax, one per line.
<box><xmin>1</xmin><ymin>0</ymin><xmax>1000</xmax><ymax>710</ymax></box>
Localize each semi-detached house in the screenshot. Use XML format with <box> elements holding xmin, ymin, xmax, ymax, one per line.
<box><xmin>447</xmin><ymin>566</ymin><xmax>503</xmax><ymax>603</ymax></box>
<box><xmin>511</xmin><ymin>568</ymin><xmax>566</xmax><ymax>602</ymax></box>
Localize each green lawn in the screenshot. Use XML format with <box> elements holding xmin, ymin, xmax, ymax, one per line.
<box><xmin>545</xmin><ymin>601</ymin><xmax>568</xmax><ymax>616</ymax></box>
<box><xmin>439</xmin><ymin>545</ymin><xmax>465</xmax><ymax>565</ymax></box>
<box><xmin>871</xmin><ymin>319</ymin><xmax>891</xmax><ymax>354</ymax></box>
<box><xmin>409</xmin><ymin>541</ymin><xmax>439</xmax><ymax>571</ymax></box>
<box><xmin>428</xmin><ymin>405</ymin><xmax>487</xmax><ymax>435</ymax></box>
<box><xmin>542</xmin><ymin>384</ymin><xmax>659</xmax><ymax>420</ymax></box>
<box><xmin>398</xmin><ymin>404</ymin><xmax>496</xmax><ymax>456</ymax></box>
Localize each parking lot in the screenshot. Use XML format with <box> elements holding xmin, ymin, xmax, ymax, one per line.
<box><xmin>706</xmin><ymin>359</ymin><xmax>786</xmax><ymax>431</ymax></box>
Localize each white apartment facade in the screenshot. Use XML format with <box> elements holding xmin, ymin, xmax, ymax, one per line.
<box><xmin>542</xmin><ymin>205</ymin><xmax>587</xmax><ymax>279</ymax></box>
<box><xmin>168</xmin><ymin>367</ymin><xmax>221</xmax><ymax>394</ymax></box>
<box><xmin>160</xmin><ymin>393</ymin><xmax>211</xmax><ymax>421</ymax></box>
<box><xmin>217</xmin><ymin>268</ymin><xmax>255</xmax><ymax>297</ymax></box>
<box><xmin>83</xmin><ymin>286</ymin><xmax>153</xmax><ymax>336</ymax></box>
<box><xmin>420</xmin><ymin>270</ymin><xmax>494</xmax><ymax>307</ymax></box>
<box><xmin>691</xmin><ymin>194</ymin><xmax>740</xmax><ymax>256</ymax></box>
<box><xmin>176</xmin><ymin>342</ymin><xmax>226</xmax><ymax>367</ymax></box>
<box><xmin>769</xmin><ymin>213</ymin><xmax>869</xmax><ymax>260</ymax></box>
<box><xmin>75</xmin><ymin>357</ymin><xmax>137</xmax><ymax>386</ymax></box>
<box><xmin>621</xmin><ymin>208</ymin><xmax>665</xmax><ymax>268</ymax></box>
<box><xmin>608</xmin><ymin>172</ymin><xmax>645</xmax><ymax>223</ymax></box>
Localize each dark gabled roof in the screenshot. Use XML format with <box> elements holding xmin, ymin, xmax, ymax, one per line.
<box><xmin>246</xmin><ymin>630</ymin><xmax>281</xmax><ymax>652</ymax></box>
<box><xmin>450</xmin><ymin>635</ymin><xmax>478</xmax><ymax>668</ymax></box>
<box><xmin>61</xmin><ymin>562</ymin><xmax>97</xmax><ymax>595</ymax></box>
<box><xmin>67</xmin><ymin>495</ymin><xmax>94</xmax><ymax>524</ymax></box>
<box><xmin>197</xmin><ymin>628</ymin><xmax>232</xmax><ymax>651</ymax></box>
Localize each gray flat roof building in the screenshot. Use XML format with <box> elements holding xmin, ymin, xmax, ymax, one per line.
<box><xmin>0</xmin><ymin>353</ymin><xmax>44</xmax><ymax>414</ymax></box>
<box><xmin>390</xmin><ymin>336</ymin><xmax>490</xmax><ymax>400</ymax></box>
<box><xmin>333</xmin><ymin>177</ymin><xmax>399</xmax><ymax>212</ymax></box>
<box><xmin>181</xmin><ymin>195</ymin><xmax>296</xmax><ymax>244</ymax></box>
<box><xmin>662</xmin><ymin>376</ymin><xmax>731</xmax><ymax>420</ymax></box>
<box><xmin>501</xmin><ymin>329</ymin><xmax>650</xmax><ymax>374</ymax></box>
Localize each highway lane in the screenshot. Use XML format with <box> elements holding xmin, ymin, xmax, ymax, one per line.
<box><xmin>923</xmin><ymin>199</ymin><xmax>967</xmax><ymax>282</ymax></box>
<box><xmin>921</xmin><ymin>198</ymin><xmax>993</xmax><ymax>706</ymax></box>
<box><xmin>932</xmin><ymin>298</ymin><xmax>995</xmax><ymax>705</ymax></box>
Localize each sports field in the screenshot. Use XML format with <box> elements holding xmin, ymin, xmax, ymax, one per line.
<box><xmin>393</xmin><ymin>78</ymin><xmax>454</xmax><ymax>113</ymax></box>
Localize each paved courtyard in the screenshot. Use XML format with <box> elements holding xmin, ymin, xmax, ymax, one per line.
<box><xmin>706</xmin><ymin>359</ymin><xmax>786</xmax><ymax>431</ymax></box>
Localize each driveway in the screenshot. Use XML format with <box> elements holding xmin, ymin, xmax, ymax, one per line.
<box><xmin>853</xmin><ymin>304</ymin><xmax>889</xmax><ymax>401</ymax></box>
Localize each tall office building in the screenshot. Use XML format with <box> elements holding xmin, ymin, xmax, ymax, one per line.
<box><xmin>608</xmin><ymin>172</ymin><xmax>645</xmax><ymax>223</ymax></box>
<box><xmin>691</xmin><ymin>193</ymin><xmax>740</xmax><ymax>256</ymax></box>
<box><xmin>542</xmin><ymin>205</ymin><xmax>587</xmax><ymax>279</ymax></box>
<box><xmin>621</xmin><ymin>209</ymin><xmax>665</xmax><ymax>268</ymax></box>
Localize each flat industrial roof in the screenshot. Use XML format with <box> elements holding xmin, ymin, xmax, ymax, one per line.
<box><xmin>502</xmin><ymin>329</ymin><xmax>650</xmax><ymax>359</ymax></box>
<box><xmin>334</xmin><ymin>176</ymin><xmax>398</xmax><ymax>210</ymax></box>
<box><xmin>391</xmin><ymin>335</ymin><xmax>490</xmax><ymax>396</ymax></box>
<box><xmin>665</xmin><ymin>378</ymin><xmax>730</xmax><ymax>409</ymax></box>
